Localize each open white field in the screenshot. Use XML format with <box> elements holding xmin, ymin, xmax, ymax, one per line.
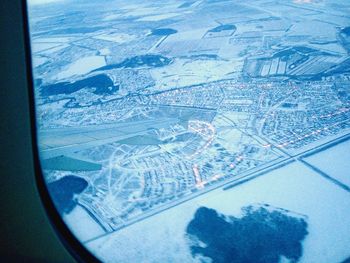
<box><xmin>150</xmin><ymin>58</ymin><xmax>241</xmax><ymax>91</ymax></box>
<box><xmin>85</xmin><ymin>161</ymin><xmax>350</xmax><ymax>263</ymax></box>
<box><xmin>56</xmin><ymin>56</ymin><xmax>106</xmax><ymax>79</ymax></box>
<box><xmin>94</xmin><ymin>33</ymin><xmax>136</xmax><ymax>44</ymax></box>
<box><xmin>305</xmin><ymin>139</ymin><xmax>350</xmax><ymax>187</ymax></box>
<box><xmin>137</xmin><ymin>13</ymin><xmax>180</xmax><ymax>22</ymax></box>
<box><xmin>64</xmin><ymin>205</ymin><xmax>105</xmax><ymax>242</ymax></box>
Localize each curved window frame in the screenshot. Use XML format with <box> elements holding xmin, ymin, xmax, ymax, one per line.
<box><xmin>20</xmin><ymin>0</ymin><xmax>350</xmax><ymax>262</ymax></box>
<box><xmin>21</xmin><ymin>0</ymin><xmax>101</xmax><ymax>261</ymax></box>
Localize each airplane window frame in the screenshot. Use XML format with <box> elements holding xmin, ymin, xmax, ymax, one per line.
<box><xmin>20</xmin><ymin>0</ymin><xmax>350</xmax><ymax>262</ymax></box>
<box><xmin>21</xmin><ymin>0</ymin><xmax>101</xmax><ymax>261</ymax></box>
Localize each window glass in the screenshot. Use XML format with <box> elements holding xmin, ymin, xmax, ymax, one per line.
<box><xmin>27</xmin><ymin>0</ymin><xmax>350</xmax><ymax>262</ymax></box>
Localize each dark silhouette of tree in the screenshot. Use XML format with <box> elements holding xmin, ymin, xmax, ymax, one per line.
<box><xmin>47</xmin><ymin>175</ymin><xmax>88</xmax><ymax>214</ymax></box>
<box><xmin>186</xmin><ymin>205</ymin><xmax>308</xmax><ymax>263</ymax></box>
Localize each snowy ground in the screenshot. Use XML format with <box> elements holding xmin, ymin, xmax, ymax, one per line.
<box><xmin>85</xmin><ymin>161</ymin><xmax>350</xmax><ymax>263</ymax></box>
<box><xmin>149</xmin><ymin>58</ymin><xmax>241</xmax><ymax>92</ymax></box>
<box><xmin>63</xmin><ymin>205</ymin><xmax>105</xmax><ymax>242</ymax></box>
<box><xmin>56</xmin><ymin>56</ymin><xmax>106</xmax><ymax>80</ymax></box>
<box><xmin>305</xmin><ymin>139</ymin><xmax>350</xmax><ymax>188</ymax></box>
<box><xmin>137</xmin><ymin>13</ymin><xmax>180</xmax><ymax>22</ymax></box>
<box><xmin>94</xmin><ymin>33</ymin><xmax>136</xmax><ymax>44</ymax></box>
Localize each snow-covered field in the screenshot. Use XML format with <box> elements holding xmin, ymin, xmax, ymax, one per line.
<box><xmin>32</xmin><ymin>56</ymin><xmax>47</xmax><ymax>67</ymax></box>
<box><xmin>56</xmin><ymin>56</ymin><xmax>106</xmax><ymax>79</ymax></box>
<box><xmin>64</xmin><ymin>205</ymin><xmax>105</xmax><ymax>242</ymax></box>
<box><xmin>31</xmin><ymin>42</ymin><xmax>62</xmax><ymax>53</ymax></box>
<box><xmin>150</xmin><ymin>58</ymin><xmax>241</xmax><ymax>92</ymax></box>
<box><xmin>85</xmin><ymin>161</ymin><xmax>350</xmax><ymax>263</ymax></box>
<box><xmin>94</xmin><ymin>33</ymin><xmax>136</xmax><ymax>44</ymax></box>
<box><xmin>137</xmin><ymin>13</ymin><xmax>180</xmax><ymax>22</ymax></box>
<box><xmin>305</xmin><ymin>139</ymin><xmax>350</xmax><ymax>187</ymax></box>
